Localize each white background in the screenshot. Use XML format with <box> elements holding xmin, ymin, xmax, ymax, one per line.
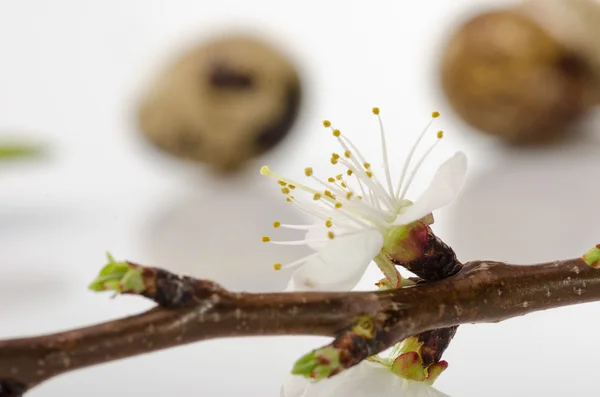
<box><xmin>1</xmin><ymin>0</ymin><xmax>600</xmax><ymax>395</ymax></box>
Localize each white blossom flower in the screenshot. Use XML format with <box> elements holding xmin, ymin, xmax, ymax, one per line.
<box><xmin>280</xmin><ymin>360</ymin><xmax>449</xmax><ymax>397</ymax></box>
<box><xmin>261</xmin><ymin>108</ymin><xmax>467</xmax><ymax>291</ymax></box>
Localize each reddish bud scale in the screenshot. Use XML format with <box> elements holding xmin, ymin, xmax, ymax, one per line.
<box><xmin>417</xmin><ymin>326</ymin><xmax>459</xmax><ymax>367</ymax></box>
<box><xmin>394</xmin><ymin>226</ymin><xmax>462</xmax><ymax>281</ymax></box>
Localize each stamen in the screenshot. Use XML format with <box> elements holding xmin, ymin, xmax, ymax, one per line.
<box><xmin>313</xmin><ymin>193</ymin><xmax>322</xmax><ymax>200</ymax></box>
<box><xmin>289</xmin><ymin>184</ymin><xmax>296</xmax><ymax>190</ymax></box>
<box><xmin>281</xmin><ymin>187</ymin><xmax>290</xmax><ymax>194</ymax></box>
<box><xmin>344</xmin><ymin>150</ymin><xmax>351</xmax><ymax>158</ymax></box>
<box><xmin>273</xmin><ymin>263</ymin><xmax>282</xmax><ymax>270</ymax></box>
<box><xmin>338</xmin><ymin>158</ymin><xmax>391</xmax><ymax>208</ymax></box>
<box><xmin>374</xmin><ymin>108</ymin><xmax>395</xmax><ymax>200</ymax></box>
<box><xmin>261</xmin><ymin>166</ymin><xmax>321</xmax><ymax>196</ymax></box>
<box><xmin>347</xmin><ymin>170</ymin><xmax>353</xmax><ymax>176</ymax></box>
<box><xmin>268</xmin><ymin>240</ymin><xmax>312</xmax><ymax>246</ymax></box>
<box><xmin>328</xmin><ymin>231</ymin><xmax>335</xmax><ymax>240</ymax></box>
<box><xmin>335</xmin><ymin>202</ymin><xmax>342</xmax><ymax>208</ymax></box>
<box><xmin>305</xmin><ymin>167</ymin><xmax>313</xmax><ymax>177</ymax></box>
<box><xmin>328</xmin><ymin>177</ymin><xmax>335</xmax><ymax>183</ymax></box>
<box><xmin>289</xmin><ymin>199</ymin><xmax>332</xmax><ymax>221</ymax></box>
<box><xmin>323</xmin><ymin>120</ymin><xmax>332</xmax><ymax>128</ymax></box>
<box><xmin>273</xmin><ymin>222</ymin><xmax>281</xmax><ymax>228</ymax></box>
<box><xmin>278</xmin><ymin>181</ymin><xmax>287</xmax><ymax>186</ymax></box>
<box><xmin>276</xmin><ymin>253</ymin><xmax>319</xmax><ymax>270</ymax></box>
<box><xmin>333</xmin><ymin>129</ymin><xmax>341</xmax><ymax>137</ymax></box>
<box><xmin>398</xmin><ymin>131</ymin><xmax>443</xmax><ymax>201</ymax></box>
<box><xmin>326</xmin><ymin>200</ymin><xmax>384</xmax><ymax>229</ymax></box>
<box><xmin>336</xmin><ymin>174</ymin><xmax>343</xmax><ymax>180</ymax></box>
<box><xmin>262</xmin><ymin>236</ymin><xmax>271</xmax><ymax>242</ymax></box>
<box><xmin>277</xmin><ymin>224</ymin><xmax>318</xmax><ymax>230</ymax></box>
<box><xmin>394</xmin><ymin>112</ymin><xmax>439</xmax><ymax>200</ymax></box>
<box><xmin>325</xmin><ymin>219</ymin><xmax>333</xmax><ymax>228</ymax></box>
<box><xmin>337</xmin><ymin>135</ymin><xmax>394</xmax><ymax>207</ymax></box>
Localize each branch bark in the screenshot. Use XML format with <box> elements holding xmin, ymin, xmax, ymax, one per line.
<box><xmin>1</xmin><ymin>257</ymin><xmax>599</xmax><ymax>396</ymax></box>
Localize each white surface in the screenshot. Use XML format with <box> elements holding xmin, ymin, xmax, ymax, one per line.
<box><xmin>1</xmin><ymin>0</ymin><xmax>600</xmax><ymax>396</ymax></box>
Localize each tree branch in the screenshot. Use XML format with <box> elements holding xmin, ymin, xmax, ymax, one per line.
<box><xmin>1</xmin><ymin>256</ymin><xmax>599</xmax><ymax>395</ymax></box>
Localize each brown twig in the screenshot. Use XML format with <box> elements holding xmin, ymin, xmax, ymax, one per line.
<box><xmin>1</xmin><ymin>256</ymin><xmax>599</xmax><ymax>395</ymax></box>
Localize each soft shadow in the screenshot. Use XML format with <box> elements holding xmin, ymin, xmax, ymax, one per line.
<box><xmin>447</xmin><ymin>138</ymin><xmax>600</xmax><ymax>264</ymax></box>
<box><xmin>138</xmin><ymin>171</ymin><xmax>312</xmax><ymax>292</ymax></box>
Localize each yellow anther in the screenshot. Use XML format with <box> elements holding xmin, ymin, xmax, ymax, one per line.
<box><xmin>372</xmin><ymin>107</ymin><xmax>380</xmax><ymax>115</ymax></box>
<box><xmin>341</xmin><ymin>182</ymin><xmax>347</xmax><ymax>188</ymax></box>
<box><xmin>281</xmin><ymin>187</ymin><xmax>290</xmax><ymax>195</ymax></box>
<box><xmin>335</xmin><ymin>202</ymin><xmax>342</xmax><ymax>208</ymax></box>
<box><xmin>273</xmin><ymin>263</ymin><xmax>282</xmax><ymax>271</ymax></box>
<box><xmin>344</xmin><ymin>150</ymin><xmax>351</xmax><ymax>158</ymax></box>
<box><xmin>262</xmin><ymin>236</ymin><xmax>271</xmax><ymax>242</ymax></box>
<box><xmin>325</xmin><ymin>219</ymin><xmax>333</xmax><ymax>228</ymax></box>
<box><xmin>437</xmin><ymin>130</ymin><xmax>444</xmax><ymax>139</ymax></box>
<box><xmin>289</xmin><ymin>184</ymin><xmax>296</xmax><ymax>190</ymax></box>
<box><xmin>260</xmin><ymin>166</ymin><xmax>270</xmax><ymax>175</ymax></box>
<box><xmin>363</xmin><ymin>162</ymin><xmax>371</xmax><ymax>169</ymax></box>
<box><xmin>313</xmin><ymin>193</ymin><xmax>322</xmax><ymax>200</ymax></box>
<box><xmin>332</xmin><ymin>153</ymin><xmax>340</xmax><ymax>160</ymax></box>
<box><xmin>432</xmin><ymin>111</ymin><xmax>440</xmax><ymax>118</ymax></box>
<box><xmin>286</xmin><ymin>197</ymin><xmax>293</xmax><ymax>203</ymax></box>
<box><xmin>278</xmin><ymin>180</ymin><xmax>287</xmax><ymax>186</ymax></box>
<box><xmin>346</xmin><ymin>192</ymin><xmax>353</xmax><ymax>199</ymax></box>
<box><xmin>357</xmin><ymin>195</ymin><xmax>363</xmax><ymax>200</ymax></box>
<box><xmin>366</xmin><ymin>171</ymin><xmax>373</xmax><ymax>178</ymax></box>
<box><xmin>331</xmin><ymin>158</ymin><xmax>338</xmax><ymax>165</ymax></box>
<box><xmin>324</xmin><ymin>190</ymin><xmax>335</xmax><ymax>199</ymax></box>
<box><xmin>347</xmin><ymin>169</ymin><xmax>353</xmax><ymax>176</ymax></box>
<box><xmin>336</xmin><ymin>174</ymin><xmax>343</xmax><ymax>180</ymax></box>
<box><xmin>328</xmin><ymin>177</ymin><xmax>335</xmax><ymax>183</ymax></box>
<box><xmin>328</xmin><ymin>231</ymin><xmax>335</xmax><ymax>239</ymax></box>
<box><xmin>323</xmin><ymin>120</ymin><xmax>332</xmax><ymax>128</ymax></box>
<box><xmin>273</xmin><ymin>221</ymin><xmax>281</xmax><ymax>228</ymax></box>
<box><xmin>333</xmin><ymin>129</ymin><xmax>341</xmax><ymax>137</ymax></box>
<box><xmin>304</xmin><ymin>167</ymin><xmax>313</xmax><ymax>177</ymax></box>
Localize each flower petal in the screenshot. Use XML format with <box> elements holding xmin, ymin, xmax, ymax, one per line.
<box><xmin>287</xmin><ymin>229</ymin><xmax>383</xmax><ymax>291</ymax></box>
<box><xmin>394</xmin><ymin>151</ymin><xmax>467</xmax><ymax>226</ymax></box>
<box><xmin>280</xmin><ymin>361</ymin><xmax>449</xmax><ymax>397</ymax></box>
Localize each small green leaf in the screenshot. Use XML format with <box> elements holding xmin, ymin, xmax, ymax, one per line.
<box><xmin>583</xmin><ymin>245</ymin><xmax>600</xmax><ymax>268</ymax></box>
<box><xmin>88</xmin><ymin>254</ymin><xmax>145</xmax><ymax>294</ymax></box>
<box><xmin>291</xmin><ymin>347</ymin><xmax>341</xmax><ymax>380</ymax></box>
<box><xmin>291</xmin><ymin>352</ymin><xmax>317</xmax><ymax>375</ymax></box>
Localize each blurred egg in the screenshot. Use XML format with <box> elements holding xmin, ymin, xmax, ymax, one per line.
<box><xmin>439</xmin><ymin>0</ymin><xmax>600</xmax><ymax>144</ymax></box>
<box><xmin>137</xmin><ymin>34</ymin><xmax>303</xmax><ymax>172</ymax></box>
